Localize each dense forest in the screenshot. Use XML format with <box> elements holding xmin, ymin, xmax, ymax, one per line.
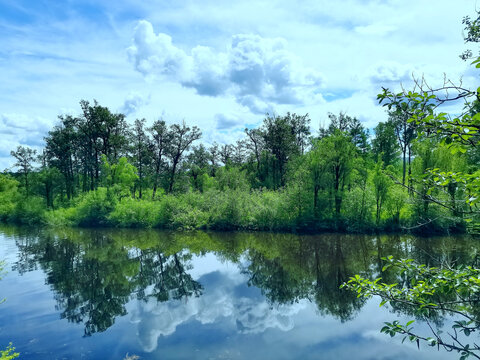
<box><xmin>0</xmin><ymin>97</ymin><xmax>475</xmax><ymax>234</ymax></box>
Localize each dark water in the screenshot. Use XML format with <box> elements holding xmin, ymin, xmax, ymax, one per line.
<box><xmin>0</xmin><ymin>226</ymin><xmax>478</xmax><ymax>359</ymax></box>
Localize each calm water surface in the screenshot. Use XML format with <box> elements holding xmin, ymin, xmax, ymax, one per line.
<box><xmin>0</xmin><ymin>226</ymin><xmax>478</xmax><ymax>359</ymax></box>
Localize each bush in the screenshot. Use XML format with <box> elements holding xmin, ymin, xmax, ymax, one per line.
<box><xmin>74</xmin><ymin>188</ymin><xmax>115</xmax><ymax>226</ymax></box>
<box><xmin>44</xmin><ymin>207</ymin><xmax>77</xmax><ymax>227</ymax></box>
<box><xmin>109</xmin><ymin>198</ymin><xmax>163</xmax><ymax>228</ymax></box>
<box><xmin>9</xmin><ymin>196</ymin><xmax>46</xmax><ymax>225</ymax></box>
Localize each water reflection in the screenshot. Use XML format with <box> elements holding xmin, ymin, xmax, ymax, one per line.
<box><xmin>6</xmin><ymin>227</ymin><xmax>480</xmax><ymax>351</ymax></box>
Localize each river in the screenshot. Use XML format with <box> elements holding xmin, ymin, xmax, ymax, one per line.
<box><xmin>0</xmin><ymin>226</ymin><xmax>477</xmax><ymax>359</ymax></box>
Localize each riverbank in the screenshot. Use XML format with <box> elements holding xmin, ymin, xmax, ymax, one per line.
<box><xmin>1</xmin><ymin>187</ymin><xmax>466</xmax><ymax>235</ymax></box>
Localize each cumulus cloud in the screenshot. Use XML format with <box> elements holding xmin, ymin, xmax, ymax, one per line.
<box><xmin>127</xmin><ymin>21</ymin><xmax>324</xmax><ymax>113</ymax></box>
<box><xmin>127</xmin><ymin>21</ymin><xmax>190</xmax><ymax>78</ymax></box>
<box><xmin>121</xmin><ymin>91</ymin><xmax>150</xmax><ymax>115</ymax></box>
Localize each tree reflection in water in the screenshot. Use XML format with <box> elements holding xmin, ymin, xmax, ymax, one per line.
<box><xmin>10</xmin><ymin>227</ymin><xmax>480</xmax><ymax>337</ymax></box>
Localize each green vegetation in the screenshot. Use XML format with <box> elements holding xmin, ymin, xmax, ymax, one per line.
<box><xmin>342</xmin><ymin>11</ymin><xmax>480</xmax><ymax>359</ymax></box>
<box><xmin>343</xmin><ymin>257</ymin><xmax>480</xmax><ymax>359</ymax></box>
<box><xmin>0</xmin><ymin>344</ymin><xmax>19</xmax><ymax>360</ymax></box>
<box><xmin>0</xmin><ymin>101</ymin><xmax>474</xmax><ymax>233</ymax></box>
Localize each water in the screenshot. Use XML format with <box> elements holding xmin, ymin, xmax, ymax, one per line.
<box><xmin>0</xmin><ymin>226</ymin><xmax>478</xmax><ymax>359</ymax></box>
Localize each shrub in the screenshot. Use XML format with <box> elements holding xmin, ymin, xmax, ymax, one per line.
<box><xmin>74</xmin><ymin>188</ymin><xmax>115</xmax><ymax>226</ymax></box>
<box><xmin>109</xmin><ymin>198</ymin><xmax>162</xmax><ymax>228</ymax></box>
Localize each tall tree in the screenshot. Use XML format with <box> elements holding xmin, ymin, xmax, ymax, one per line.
<box><xmin>388</xmin><ymin>110</ymin><xmax>417</xmax><ymax>185</ymax></box>
<box><xmin>314</xmin><ymin>131</ymin><xmax>357</xmax><ymax>217</ymax></box>
<box><xmin>45</xmin><ymin>115</ymin><xmax>78</xmax><ymax>199</ymax></box>
<box><xmin>219</xmin><ymin>144</ymin><xmax>233</xmax><ymax>165</ymax></box>
<box><xmin>372</xmin><ymin>121</ymin><xmax>400</xmax><ymax>167</ymax></box>
<box><xmin>148</xmin><ymin>119</ymin><xmax>170</xmax><ymax>199</ymax></box>
<box><xmin>208</xmin><ymin>142</ymin><xmax>220</xmax><ymax>176</ymax></box>
<box><xmin>77</xmin><ymin>100</ymin><xmax>129</xmax><ymax>190</ymax></box>
<box><xmin>187</xmin><ymin>144</ymin><xmax>210</xmax><ymax>191</ymax></box>
<box><xmin>10</xmin><ymin>146</ymin><xmax>36</xmax><ymax>197</ymax></box>
<box><xmin>262</xmin><ymin>113</ymin><xmax>304</xmax><ymax>188</ymax></box>
<box><xmin>245</xmin><ymin>128</ymin><xmax>264</xmax><ymax>173</ymax></box>
<box><xmin>320</xmin><ymin>112</ymin><xmax>369</xmax><ymax>154</ymax></box>
<box><xmin>166</xmin><ymin>122</ymin><xmax>201</xmax><ymax>193</ymax></box>
<box><xmin>130</xmin><ymin>119</ymin><xmax>151</xmax><ymax>199</ymax></box>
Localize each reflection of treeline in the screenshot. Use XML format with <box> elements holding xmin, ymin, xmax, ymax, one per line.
<box><xmin>1</xmin><ymin>101</ymin><xmax>473</xmax><ymax>233</ymax></box>
<box><xmin>10</xmin><ymin>227</ymin><xmax>480</xmax><ymax>335</ymax></box>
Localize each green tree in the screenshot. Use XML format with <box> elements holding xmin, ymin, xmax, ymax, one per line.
<box><xmin>388</xmin><ymin>110</ymin><xmax>417</xmax><ymax>185</ymax></box>
<box><xmin>320</xmin><ymin>112</ymin><xmax>369</xmax><ymax>154</ymax></box>
<box><xmin>261</xmin><ymin>113</ymin><xmax>310</xmax><ymax>188</ymax></box>
<box><xmin>346</xmin><ymin>11</ymin><xmax>480</xmax><ymax>358</ymax></box>
<box><xmin>101</xmin><ymin>156</ymin><xmax>138</xmax><ymax>198</ymax></box>
<box><xmin>10</xmin><ymin>145</ymin><xmax>36</xmax><ymax>197</ymax></box>
<box><xmin>130</xmin><ymin>119</ymin><xmax>151</xmax><ymax>199</ymax></box>
<box><xmin>372</xmin><ymin>121</ymin><xmax>400</xmax><ymax>167</ymax></box>
<box><xmin>166</xmin><ymin>122</ymin><xmax>201</xmax><ymax>193</ymax></box>
<box><xmin>148</xmin><ymin>119</ymin><xmax>170</xmax><ymax>199</ymax></box>
<box><xmin>45</xmin><ymin>115</ymin><xmax>78</xmax><ymax>199</ymax></box>
<box><xmin>315</xmin><ymin>131</ymin><xmax>357</xmax><ymax>218</ymax></box>
<box><xmin>372</xmin><ymin>159</ymin><xmax>390</xmax><ymax>225</ymax></box>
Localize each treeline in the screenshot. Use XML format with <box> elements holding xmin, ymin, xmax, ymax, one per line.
<box><xmin>0</xmin><ymin>100</ymin><xmax>475</xmax><ymax>233</ymax></box>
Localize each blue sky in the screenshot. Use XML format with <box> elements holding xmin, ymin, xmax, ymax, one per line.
<box><xmin>0</xmin><ymin>0</ymin><xmax>477</xmax><ymax>169</ymax></box>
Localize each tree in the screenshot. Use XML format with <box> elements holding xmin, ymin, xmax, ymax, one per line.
<box><xmin>372</xmin><ymin>159</ymin><xmax>390</xmax><ymax>225</ymax></box>
<box><xmin>10</xmin><ymin>146</ymin><xmax>36</xmax><ymax>197</ymax></box>
<box><xmin>101</xmin><ymin>156</ymin><xmax>138</xmax><ymax>198</ymax></box>
<box><xmin>245</xmin><ymin>128</ymin><xmax>264</xmax><ymax>174</ymax></box>
<box><xmin>320</xmin><ymin>112</ymin><xmax>369</xmax><ymax>154</ymax></box>
<box><xmin>165</xmin><ymin>122</ymin><xmax>201</xmax><ymax>193</ymax></box>
<box><xmin>208</xmin><ymin>142</ymin><xmax>220</xmax><ymax>176</ymax></box>
<box><xmin>261</xmin><ymin>113</ymin><xmax>308</xmax><ymax>188</ymax></box>
<box><xmin>130</xmin><ymin>119</ymin><xmax>151</xmax><ymax>199</ymax></box>
<box><xmin>346</xmin><ymin>11</ymin><xmax>480</xmax><ymax>358</ymax></box>
<box><xmin>372</xmin><ymin>121</ymin><xmax>400</xmax><ymax>167</ymax></box>
<box><xmin>45</xmin><ymin>115</ymin><xmax>78</xmax><ymax>199</ymax></box>
<box><xmin>76</xmin><ymin>100</ymin><xmax>129</xmax><ymax>191</ymax></box>
<box><xmin>37</xmin><ymin>151</ymin><xmax>61</xmax><ymax>209</ymax></box>
<box><xmin>149</xmin><ymin>119</ymin><xmax>170</xmax><ymax>199</ymax></box>
<box><xmin>219</xmin><ymin>144</ymin><xmax>233</xmax><ymax>165</ymax></box>
<box><xmin>314</xmin><ymin>131</ymin><xmax>357</xmax><ymax>217</ymax></box>
<box><xmin>388</xmin><ymin>110</ymin><xmax>417</xmax><ymax>185</ymax></box>
<box><xmin>186</xmin><ymin>144</ymin><xmax>210</xmax><ymax>191</ymax></box>
<box><xmin>307</xmin><ymin>142</ymin><xmax>327</xmax><ymax>218</ymax></box>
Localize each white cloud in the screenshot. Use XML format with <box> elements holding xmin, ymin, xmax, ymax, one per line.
<box><xmin>127</xmin><ymin>21</ymin><xmax>325</xmax><ymax>113</ymax></box>
<box><xmin>0</xmin><ymin>0</ymin><xmax>477</xmax><ymax>169</ymax></box>
<box><xmin>127</xmin><ymin>21</ymin><xmax>190</xmax><ymax>78</ymax></box>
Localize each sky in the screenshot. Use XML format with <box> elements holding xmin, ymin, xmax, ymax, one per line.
<box><xmin>0</xmin><ymin>0</ymin><xmax>478</xmax><ymax>169</ymax></box>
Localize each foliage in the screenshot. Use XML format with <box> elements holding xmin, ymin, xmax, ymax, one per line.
<box><xmin>343</xmin><ymin>256</ymin><xmax>480</xmax><ymax>359</ymax></box>
<box><xmin>74</xmin><ymin>188</ymin><xmax>115</xmax><ymax>226</ymax></box>
<box><xmin>0</xmin><ymin>175</ymin><xmax>19</xmax><ymax>221</ymax></box>
<box><xmin>0</xmin><ymin>343</ymin><xmax>19</xmax><ymax>360</ymax></box>
<box><xmin>0</xmin><ymin>91</ymin><xmax>474</xmax><ymax>234</ymax></box>
<box><xmin>101</xmin><ymin>156</ymin><xmax>138</xmax><ymax>198</ymax></box>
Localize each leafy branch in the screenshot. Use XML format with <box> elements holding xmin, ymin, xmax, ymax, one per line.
<box><xmin>342</xmin><ymin>257</ymin><xmax>480</xmax><ymax>359</ymax></box>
